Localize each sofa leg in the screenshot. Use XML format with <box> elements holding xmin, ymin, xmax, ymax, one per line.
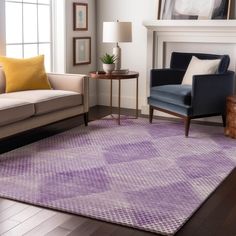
<box><xmin>184</xmin><ymin>117</ymin><xmax>191</xmax><ymax>137</ymax></box>
<box><xmin>149</xmin><ymin>106</ymin><xmax>154</xmax><ymax>123</ymax></box>
<box><xmin>84</xmin><ymin>112</ymin><xmax>89</xmax><ymax>126</ymax></box>
<box><xmin>222</xmin><ymin>114</ymin><xmax>226</xmax><ymax>127</ymax></box>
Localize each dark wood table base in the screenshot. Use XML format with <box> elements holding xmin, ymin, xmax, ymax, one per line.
<box><xmin>90</xmin><ymin>71</ymin><xmax>139</xmax><ymax>125</ymax></box>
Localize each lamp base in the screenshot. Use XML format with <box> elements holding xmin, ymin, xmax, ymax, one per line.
<box><xmin>113</xmin><ymin>44</ymin><xmax>121</xmax><ymax>70</ymax></box>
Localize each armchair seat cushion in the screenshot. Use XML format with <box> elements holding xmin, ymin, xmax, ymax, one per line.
<box><xmin>150</xmin><ymin>85</ymin><xmax>192</xmax><ymax>107</ymax></box>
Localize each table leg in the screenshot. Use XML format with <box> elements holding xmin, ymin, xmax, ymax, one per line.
<box><xmin>118</xmin><ymin>79</ymin><xmax>121</xmax><ymax>125</ymax></box>
<box><xmin>110</xmin><ymin>78</ymin><xmax>113</xmax><ymax>116</ymax></box>
<box><xmin>136</xmin><ymin>77</ymin><xmax>139</xmax><ymax>118</ymax></box>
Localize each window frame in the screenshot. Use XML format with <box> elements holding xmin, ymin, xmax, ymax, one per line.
<box><xmin>5</xmin><ymin>0</ymin><xmax>53</xmax><ymax>71</ymax></box>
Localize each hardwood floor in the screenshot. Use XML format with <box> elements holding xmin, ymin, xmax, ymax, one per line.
<box><xmin>0</xmin><ymin>106</ymin><xmax>236</xmax><ymax>236</ymax></box>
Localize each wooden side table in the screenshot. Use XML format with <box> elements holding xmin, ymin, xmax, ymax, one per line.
<box><xmin>225</xmin><ymin>96</ymin><xmax>236</xmax><ymax>138</ymax></box>
<box><xmin>90</xmin><ymin>71</ymin><xmax>139</xmax><ymax>125</ymax></box>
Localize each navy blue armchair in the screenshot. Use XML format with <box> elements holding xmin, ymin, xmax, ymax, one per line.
<box><xmin>148</xmin><ymin>52</ymin><xmax>235</xmax><ymax>137</ymax></box>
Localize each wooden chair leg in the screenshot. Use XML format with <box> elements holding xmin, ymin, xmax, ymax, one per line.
<box><xmin>84</xmin><ymin>112</ymin><xmax>89</xmax><ymax>126</ymax></box>
<box><xmin>184</xmin><ymin>117</ymin><xmax>191</xmax><ymax>137</ymax></box>
<box><xmin>149</xmin><ymin>106</ymin><xmax>154</xmax><ymax>123</ymax></box>
<box><xmin>222</xmin><ymin>114</ymin><xmax>226</xmax><ymax>127</ymax></box>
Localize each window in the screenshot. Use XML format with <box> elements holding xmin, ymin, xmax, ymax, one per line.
<box><xmin>5</xmin><ymin>0</ymin><xmax>52</xmax><ymax>71</ymax></box>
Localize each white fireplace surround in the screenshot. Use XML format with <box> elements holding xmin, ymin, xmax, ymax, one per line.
<box><xmin>142</xmin><ymin>20</ymin><xmax>236</xmax><ymax>117</ymax></box>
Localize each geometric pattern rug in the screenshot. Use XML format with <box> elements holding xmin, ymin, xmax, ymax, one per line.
<box><xmin>0</xmin><ymin>117</ymin><xmax>235</xmax><ymax>235</ymax></box>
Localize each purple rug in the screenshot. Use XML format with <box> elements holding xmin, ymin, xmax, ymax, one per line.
<box><xmin>0</xmin><ymin>117</ymin><xmax>235</xmax><ymax>235</ymax></box>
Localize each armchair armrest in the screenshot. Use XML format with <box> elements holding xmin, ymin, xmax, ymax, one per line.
<box><xmin>151</xmin><ymin>69</ymin><xmax>185</xmax><ymax>87</ymax></box>
<box><xmin>192</xmin><ymin>71</ymin><xmax>235</xmax><ymax>116</ymax></box>
<box><xmin>47</xmin><ymin>73</ymin><xmax>89</xmax><ymax>113</ymax></box>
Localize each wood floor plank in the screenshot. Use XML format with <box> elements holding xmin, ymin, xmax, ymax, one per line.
<box><xmin>217</xmin><ymin>203</ymin><xmax>236</xmax><ymax>236</ymax></box>
<box><xmin>10</xmin><ymin>205</ymin><xmax>42</xmax><ymax>223</ymax></box>
<box><xmin>0</xmin><ymin>203</ymin><xmax>29</xmax><ymax>223</ymax></box>
<box><xmin>0</xmin><ymin>199</ymin><xmax>16</xmax><ymax>212</ymax></box>
<box><xmin>2</xmin><ymin>209</ymin><xmax>56</xmax><ymax>236</ymax></box>
<box><xmin>23</xmin><ymin>212</ymin><xmax>72</xmax><ymax>236</ymax></box>
<box><xmin>0</xmin><ymin>219</ymin><xmax>20</xmax><ymax>235</ymax></box>
<box><xmin>90</xmin><ymin>222</ymin><xmax>118</xmax><ymax>236</ymax></box>
<box><xmin>45</xmin><ymin>227</ymin><xmax>71</xmax><ymax>236</ymax></box>
<box><xmin>111</xmin><ymin>227</ymin><xmax>136</xmax><ymax>236</ymax></box>
<box><xmin>67</xmin><ymin>220</ymin><xmax>102</xmax><ymax>236</ymax></box>
<box><xmin>59</xmin><ymin>216</ymin><xmax>87</xmax><ymax>231</ymax></box>
<box><xmin>130</xmin><ymin>230</ymin><xmax>157</xmax><ymax>236</ymax></box>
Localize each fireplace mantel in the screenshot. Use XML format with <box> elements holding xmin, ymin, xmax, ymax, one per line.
<box><xmin>144</xmin><ymin>20</ymin><xmax>236</xmax><ymax>69</ymax></box>
<box><xmin>142</xmin><ymin>20</ymin><xmax>236</xmax><ymax>116</ymax></box>
<box><xmin>143</xmin><ymin>20</ymin><xmax>236</xmax><ymax>32</ymax></box>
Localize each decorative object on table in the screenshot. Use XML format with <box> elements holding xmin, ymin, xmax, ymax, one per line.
<box><xmin>160</xmin><ymin>0</ymin><xmax>231</xmax><ymax>20</ymax></box>
<box><xmin>225</xmin><ymin>96</ymin><xmax>236</xmax><ymax>139</ymax></box>
<box><xmin>0</xmin><ymin>117</ymin><xmax>235</xmax><ymax>235</ymax></box>
<box><xmin>73</xmin><ymin>37</ymin><xmax>91</xmax><ymax>65</ymax></box>
<box><xmin>103</xmin><ymin>21</ymin><xmax>132</xmax><ymax>72</ymax></box>
<box><xmin>100</xmin><ymin>53</ymin><xmax>116</xmax><ymax>74</ymax></box>
<box><xmin>148</xmin><ymin>52</ymin><xmax>235</xmax><ymax>137</ymax></box>
<box><xmin>73</xmin><ymin>2</ymin><xmax>88</xmax><ymax>31</ymax></box>
<box><xmin>90</xmin><ymin>71</ymin><xmax>139</xmax><ymax>125</ymax></box>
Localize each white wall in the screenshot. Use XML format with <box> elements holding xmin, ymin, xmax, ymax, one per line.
<box><xmin>96</xmin><ymin>0</ymin><xmax>157</xmax><ymax>109</ymax></box>
<box><xmin>65</xmin><ymin>0</ymin><xmax>97</xmax><ymax>107</ymax></box>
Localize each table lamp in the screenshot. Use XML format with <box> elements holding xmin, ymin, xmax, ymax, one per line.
<box><xmin>103</xmin><ymin>21</ymin><xmax>132</xmax><ymax>72</ymax></box>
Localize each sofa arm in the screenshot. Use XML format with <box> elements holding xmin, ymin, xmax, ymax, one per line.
<box><xmin>47</xmin><ymin>73</ymin><xmax>89</xmax><ymax>113</ymax></box>
<box><xmin>192</xmin><ymin>71</ymin><xmax>235</xmax><ymax>116</ymax></box>
<box><xmin>151</xmin><ymin>69</ymin><xmax>185</xmax><ymax>87</ymax></box>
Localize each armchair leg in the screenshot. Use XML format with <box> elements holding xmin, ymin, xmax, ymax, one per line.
<box><xmin>84</xmin><ymin>112</ymin><xmax>89</xmax><ymax>126</ymax></box>
<box><xmin>184</xmin><ymin>117</ymin><xmax>191</xmax><ymax>137</ymax></box>
<box><xmin>149</xmin><ymin>106</ymin><xmax>154</xmax><ymax>123</ymax></box>
<box><xmin>222</xmin><ymin>114</ymin><xmax>226</xmax><ymax>127</ymax></box>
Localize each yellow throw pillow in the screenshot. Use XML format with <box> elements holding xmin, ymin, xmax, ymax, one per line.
<box><xmin>0</xmin><ymin>55</ymin><xmax>51</xmax><ymax>93</ymax></box>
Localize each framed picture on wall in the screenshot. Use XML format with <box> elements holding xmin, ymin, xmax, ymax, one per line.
<box><xmin>73</xmin><ymin>3</ymin><xmax>88</xmax><ymax>31</ymax></box>
<box><xmin>160</xmin><ymin>0</ymin><xmax>231</xmax><ymax>20</ymax></box>
<box><xmin>73</xmin><ymin>37</ymin><xmax>91</xmax><ymax>65</ymax></box>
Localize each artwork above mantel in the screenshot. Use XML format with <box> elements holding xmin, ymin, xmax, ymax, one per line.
<box><xmin>158</xmin><ymin>0</ymin><xmax>232</xmax><ymax>20</ymax></box>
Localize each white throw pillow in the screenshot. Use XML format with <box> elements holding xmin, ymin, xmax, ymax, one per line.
<box><xmin>182</xmin><ymin>56</ymin><xmax>221</xmax><ymax>85</ymax></box>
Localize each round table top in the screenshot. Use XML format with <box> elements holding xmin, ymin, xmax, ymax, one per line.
<box><xmin>227</xmin><ymin>96</ymin><xmax>236</xmax><ymax>104</ymax></box>
<box><xmin>90</xmin><ymin>71</ymin><xmax>139</xmax><ymax>80</ymax></box>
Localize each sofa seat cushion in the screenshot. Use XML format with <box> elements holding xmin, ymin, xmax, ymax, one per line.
<box><xmin>0</xmin><ymin>99</ymin><xmax>35</xmax><ymax>126</ymax></box>
<box><xmin>150</xmin><ymin>85</ymin><xmax>192</xmax><ymax>107</ymax></box>
<box><xmin>0</xmin><ymin>90</ymin><xmax>83</xmax><ymax>115</ymax></box>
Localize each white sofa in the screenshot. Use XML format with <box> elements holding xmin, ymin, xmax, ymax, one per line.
<box><xmin>0</xmin><ymin>68</ymin><xmax>89</xmax><ymax>139</ymax></box>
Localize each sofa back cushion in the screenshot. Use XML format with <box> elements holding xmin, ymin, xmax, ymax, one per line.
<box><xmin>170</xmin><ymin>52</ymin><xmax>230</xmax><ymax>74</ymax></box>
<box><xmin>0</xmin><ymin>67</ymin><xmax>6</xmax><ymax>94</ymax></box>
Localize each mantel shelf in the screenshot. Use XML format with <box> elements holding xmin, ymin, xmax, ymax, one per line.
<box><xmin>143</xmin><ymin>20</ymin><xmax>236</xmax><ymax>32</ymax></box>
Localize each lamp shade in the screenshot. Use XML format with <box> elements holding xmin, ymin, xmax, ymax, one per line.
<box><xmin>103</xmin><ymin>22</ymin><xmax>132</xmax><ymax>43</ymax></box>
